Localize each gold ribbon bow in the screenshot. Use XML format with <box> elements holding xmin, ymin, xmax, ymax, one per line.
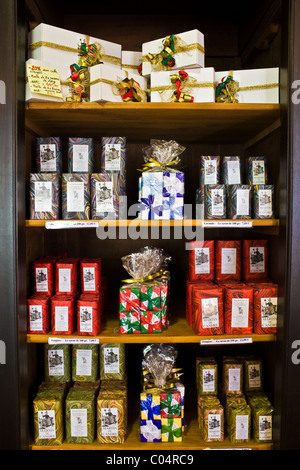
<box><xmin>112</xmin><ymin>77</ymin><xmax>147</xmax><ymax>102</ymax></box>
<box><xmin>138</xmin><ymin>157</ymin><xmax>181</xmax><ymax>172</ymax></box>
<box><xmin>121</xmin><ymin>268</ymin><xmax>169</xmax><ymax>284</ymax></box>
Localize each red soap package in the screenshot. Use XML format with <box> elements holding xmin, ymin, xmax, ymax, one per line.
<box><xmin>33</xmin><ymin>258</ymin><xmax>55</xmax><ymax>296</ymax></box>
<box><xmin>77</xmin><ymin>294</ymin><xmax>101</xmax><ymax>336</ymax></box>
<box><xmin>192</xmin><ymin>285</ymin><xmax>224</xmax><ymax>335</ymax></box>
<box><xmin>253</xmin><ymin>283</ymin><xmax>278</xmax><ymax>334</ymax></box>
<box><xmin>242</xmin><ymin>239</ymin><xmax>269</xmax><ymax>281</ymax></box>
<box><xmin>51</xmin><ymin>294</ymin><xmax>76</xmax><ymax>335</ymax></box>
<box><xmin>27</xmin><ymin>294</ymin><xmax>50</xmax><ymax>334</ymax></box>
<box><xmin>215</xmin><ymin>240</ymin><xmax>241</xmax><ymax>282</ymax></box>
<box><xmin>188</xmin><ymin>240</ymin><xmax>214</xmax><ymax>281</ymax></box>
<box><xmin>80</xmin><ymin>258</ymin><xmax>102</xmax><ymax>294</ymax></box>
<box><xmin>186</xmin><ymin>277</ymin><xmax>214</xmax><ymax>327</ymax></box>
<box><xmin>224</xmin><ymin>285</ymin><xmax>254</xmax><ymax>335</ymax></box>
<box><xmin>55</xmin><ymin>258</ymin><xmax>78</xmax><ymax>295</ymax></box>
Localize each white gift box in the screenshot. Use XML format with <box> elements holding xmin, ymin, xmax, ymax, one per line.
<box><xmin>90</xmin><ymin>63</ymin><xmax>148</xmax><ymax>102</ymax></box>
<box><xmin>122</xmin><ymin>50</ymin><xmax>142</xmax><ymax>75</ymax></box>
<box><xmin>25</xmin><ymin>59</ymin><xmax>69</xmax><ymax>102</ymax></box>
<box><xmin>150</xmin><ymin>67</ymin><xmax>215</xmax><ymax>103</ymax></box>
<box><xmin>215</xmin><ymin>68</ymin><xmax>279</xmax><ymax>104</ymax></box>
<box><xmin>142</xmin><ymin>29</ymin><xmax>205</xmax><ymax>77</ymax></box>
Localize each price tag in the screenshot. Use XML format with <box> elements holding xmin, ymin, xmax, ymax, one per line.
<box><xmin>26</xmin><ymin>64</ymin><xmax>63</xmax><ymax>99</ymax></box>
<box><xmin>200</xmin><ymin>337</ymin><xmax>253</xmax><ymax>346</ymax></box>
<box><xmin>45</xmin><ymin>221</ymin><xmax>99</xmax><ymax>229</ymax></box>
<box><xmin>202</xmin><ymin>221</ymin><xmax>253</xmax><ymax>228</ymax></box>
<box><xmin>48</xmin><ymin>337</ymin><xmax>99</xmax><ymax>345</ymax></box>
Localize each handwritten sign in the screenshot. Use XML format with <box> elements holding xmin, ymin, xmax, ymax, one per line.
<box><xmin>26</xmin><ymin>64</ymin><xmax>63</xmax><ymax>99</ymax></box>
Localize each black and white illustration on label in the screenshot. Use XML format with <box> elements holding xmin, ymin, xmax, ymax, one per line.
<box><xmin>202</xmin><ymin>368</ymin><xmax>215</xmax><ymax>392</ymax></box>
<box><xmin>195</xmin><ymin>247</ymin><xmax>210</xmax><ymax>274</ymax></box>
<box><xmin>35</xmin><ymin>267</ymin><xmax>48</xmax><ymax>292</ymax></box>
<box><xmin>48</xmin><ymin>349</ymin><xmax>64</xmax><ymax>376</ymax></box>
<box><xmin>259</xmin><ymin>415</ymin><xmax>272</xmax><ymax>441</ymax></box>
<box><xmin>250</xmin><ymin>246</ymin><xmax>265</xmax><ymax>273</ymax></box>
<box><xmin>76</xmin><ymin>349</ymin><xmax>92</xmax><ymax>376</ymax></box>
<box><xmin>204</xmin><ymin>160</ymin><xmax>217</xmax><ymax>185</ymax></box>
<box><xmin>35</xmin><ymin>181</ymin><xmax>52</xmax><ymax>213</ymax></box>
<box><xmin>38</xmin><ymin>410</ymin><xmax>56</xmax><ymax>439</ymax></box>
<box><xmin>39</xmin><ymin>143</ymin><xmax>56</xmax><ymax>172</ymax></box>
<box><xmin>236</xmin><ymin>189</ymin><xmax>250</xmax><ymax>216</ymax></box>
<box><xmin>29</xmin><ymin>304</ymin><xmax>43</xmax><ymax>331</ymax></box>
<box><xmin>248</xmin><ymin>363</ymin><xmax>261</xmax><ymax>389</ymax></box>
<box><xmin>228</xmin><ymin>367</ymin><xmax>241</xmax><ymax>392</ymax></box>
<box><xmin>55</xmin><ymin>306</ymin><xmax>69</xmax><ymax>332</ymax></box>
<box><xmin>58</xmin><ymin>268</ymin><xmax>71</xmax><ymax>292</ymax></box>
<box><xmin>79</xmin><ymin>306</ymin><xmax>93</xmax><ymax>332</ymax></box>
<box><xmin>67</xmin><ymin>181</ymin><xmax>85</xmax><ymax>213</ymax></box>
<box><xmin>72</xmin><ymin>144</ymin><xmax>89</xmax><ymax>172</ymax></box>
<box><xmin>258</xmin><ymin>189</ymin><xmax>272</xmax><ymax>217</ymax></box>
<box><xmin>83</xmin><ymin>267</ymin><xmax>96</xmax><ymax>291</ymax></box>
<box><xmin>227</xmin><ymin>160</ymin><xmax>241</xmax><ymax>184</ymax></box>
<box><xmin>221</xmin><ymin>248</ymin><xmax>237</xmax><ymax>274</ymax></box>
<box><xmin>105</xmin><ymin>143</ymin><xmax>121</xmax><ymax>171</ymax></box>
<box><xmin>231</xmin><ymin>298</ymin><xmax>249</xmax><ymax>328</ymax></box>
<box><xmin>252</xmin><ymin>160</ymin><xmax>266</xmax><ymax>185</ymax></box>
<box><xmin>201</xmin><ymin>297</ymin><xmax>219</xmax><ymax>329</ymax></box>
<box><xmin>101</xmin><ymin>408</ymin><xmax>118</xmax><ymax>436</ymax></box>
<box><xmin>71</xmin><ymin>408</ymin><xmax>88</xmax><ymax>437</ymax></box>
<box><xmin>96</xmin><ymin>181</ymin><xmax>114</xmax><ymax>213</ymax></box>
<box><xmin>208</xmin><ymin>414</ymin><xmax>221</xmax><ymax>439</ymax></box>
<box><xmin>104</xmin><ymin>347</ymin><xmax>120</xmax><ymax>374</ymax></box>
<box><xmin>236</xmin><ymin>415</ymin><xmax>249</xmax><ymax>440</ymax></box>
<box><xmin>211</xmin><ymin>189</ymin><xmax>224</xmax><ymax>216</ymax></box>
<box><xmin>261</xmin><ymin>297</ymin><xmax>277</xmax><ymax>328</ymax></box>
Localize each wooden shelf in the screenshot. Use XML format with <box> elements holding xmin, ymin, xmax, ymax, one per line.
<box><xmin>25</xmin><ymin>102</ymin><xmax>280</xmax><ymax>143</ymax></box>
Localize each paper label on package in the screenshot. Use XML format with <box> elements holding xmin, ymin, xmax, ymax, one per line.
<box><xmin>211</xmin><ymin>189</ymin><xmax>225</xmax><ymax>216</ymax></box>
<box><xmin>34</xmin><ymin>181</ymin><xmax>52</xmax><ymax>212</ymax></box>
<box><xmin>71</xmin><ymin>408</ymin><xmax>88</xmax><ymax>437</ymax></box>
<box><xmin>83</xmin><ymin>267</ymin><xmax>96</xmax><ymax>291</ymax></box>
<box><xmin>250</xmin><ymin>247</ymin><xmax>265</xmax><ymax>273</ymax></box>
<box><xmin>29</xmin><ymin>304</ymin><xmax>43</xmax><ymax>331</ymax></box>
<box><xmin>58</xmin><ymin>268</ymin><xmax>71</xmax><ymax>292</ymax></box>
<box><xmin>35</xmin><ymin>267</ymin><xmax>48</xmax><ymax>292</ymax></box>
<box><xmin>79</xmin><ymin>306</ymin><xmax>93</xmax><ymax>332</ymax></box>
<box><xmin>231</xmin><ymin>298</ymin><xmax>249</xmax><ymax>328</ymax></box>
<box><xmin>105</xmin><ymin>143</ymin><xmax>121</xmax><ymax>171</ymax></box>
<box><xmin>195</xmin><ymin>247</ymin><xmax>210</xmax><ymax>274</ymax></box>
<box><xmin>204</xmin><ymin>160</ymin><xmax>217</xmax><ymax>184</ymax></box>
<box><xmin>259</xmin><ymin>415</ymin><xmax>272</xmax><ymax>441</ymax></box>
<box><xmin>72</xmin><ymin>145</ymin><xmax>89</xmax><ymax>172</ymax></box>
<box><xmin>76</xmin><ymin>349</ymin><xmax>92</xmax><ymax>376</ymax></box>
<box><xmin>236</xmin><ymin>189</ymin><xmax>250</xmax><ymax>216</ymax></box>
<box><xmin>96</xmin><ymin>181</ymin><xmax>114</xmax><ymax>213</ymax></box>
<box><xmin>227</xmin><ymin>160</ymin><xmax>241</xmax><ymax>184</ymax></box>
<box><xmin>39</xmin><ymin>144</ymin><xmax>57</xmax><ymax>172</ymax></box>
<box><xmin>101</xmin><ymin>408</ymin><xmax>118</xmax><ymax>436</ymax></box>
<box><xmin>261</xmin><ymin>297</ymin><xmax>277</xmax><ymax>328</ymax></box>
<box><xmin>252</xmin><ymin>160</ymin><xmax>266</xmax><ymax>184</ymax></box>
<box><xmin>202</xmin><ymin>369</ymin><xmax>215</xmax><ymax>392</ymax></box>
<box><xmin>221</xmin><ymin>248</ymin><xmax>236</xmax><ymax>274</ymax></box>
<box><xmin>27</xmin><ymin>63</ymin><xmax>63</xmax><ymax>99</ymax></box>
<box><xmin>55</xmin><ymin>306</ymin><xmax>69</xmax><ymax>331</ymax></box>
<box><xmin>104</xmin><ymin>347</ymin><xmax>120</xmax><ymax>374</ymax></box>
<box><xmin>248</xmin><ymin>364</ymin><xmax>261</xmax><ymax>388</ymax></box>
<box><xmin>48</xmin><ymin>349</ymin><xmax>64</xmax><ymax>376</ymax></box>
<box><xmin>201</xmin><ymin>298</ymin><xmax>219</xmax><ymax>328</ymax></box>
<box><xmin>258</xmin><ymin>189</ymin><xmax>272</xmax><ymax>216</ymax></box>
<box><xmin>38</xmin><ymin>410</ymin><xmax>56</xmax><ymax>439</ymax></box>
<box><xmin>67</xmin><ymin>182</ymin><xmax>85</xmax><ymax>213</ymax></box>
<box><xmin>208</xmin><ymin>414</ymin><xmax>221</xmax><ymax>439</ymax></box>
<box><xmin>236</xmin><ymin>415</ymin><xmax>249</xmax><ymax>440</ymax></box>
<box><xmin>228</xmin><ymin>368</ymin><xmax>241</xmax><ymax>391</ymax></box>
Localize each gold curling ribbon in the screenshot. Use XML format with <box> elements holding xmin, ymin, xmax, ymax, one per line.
<box><xmin>112</xmin><ymin>77</ymin><xmax>147</xmax><ymax>102</ymax></box>
<box><xmin>121</xmin><ymin>268</ymin><xmax>169</xmax><ymax>284</ymax></box>
<box><xmin>142</xmin><ymin>38</ymin><xmax>205</xmax><ymax>69</ymax></box>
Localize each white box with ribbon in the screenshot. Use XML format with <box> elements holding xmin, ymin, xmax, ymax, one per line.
<box><xmin>215</xmin><ymin>68</ymin><xmax>279</xmax><ymax>104</ymax></box>
<box><xmin>121</xmin><ymin>51</ymin><xmax>142</xmax><ymax>75</ymax></box>
<box><xmin>150</xmin><ymin>67</ymin><xmax>215</xmax><ymax>103</ymax></box>
<box><xmin>142</xmin><ymin>29</ymin><xmax>205</xmax><ymax>77</ymax></box>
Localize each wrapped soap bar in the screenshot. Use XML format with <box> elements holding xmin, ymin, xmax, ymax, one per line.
<box><xmin>100</xmin><ymin>343</ymin><xmax>126</xmax><ymax>380</ymax></box>
<box><xmin>249</xmin><ymin>394</ymin><xmax>273</xmax><ymax>442</ymax></box>
<box><xmin>228</xmin><ymin>404</ymin><xmax>251</xmax><ymax>443</ymax></box>
<box><xmin>253</xmin><ymin>185</ymin><xmax>275</xmax><ymax>219</ymax></box>
<box><xmin>244</xmin><ymin>358</ymin><xmax>263</xmax><ymax>392</ymax></box>
<box><xmin>202</xmin><ymin>399</ymin><xmax>224</xmax><ymax>442</ymax></box>
<box><xmin>242</xmin><ymin>239</ymin><xmax>269</xmax><ymax>281</ymax></box>
<box><xmin>77</xmin><ymin>294</ymin><xmax>101</xmax><ymax>336</ymax></box>
<box><xmin>253</xmin><ymin>284</ymin><xmax>278</xmax><ymax>334</ymax></box>
<box><xmin>97</xmin><ymin>392</ymin><xmax>127</xmax><ymax>443</ymax></box>
<box><xmin>222</xmin><ymin>358</ymin><xmax>243</xmax><ymax>395</ymax></box>
<box><xmin>90</xmin><ymin>173</ymin><xmax>117</xmax><ymax>219</ymax></box>
<box><xmin>55</xmin><ymin>258</ymin><xmax>78</xmax><ymax>295</ymax></box>
<box><xmin>192</xmin><ymin>285</ymin><xmax>224</xmax><ymax>335</ymax></box>
<box><xmin>44</xmin><ymin>344</ymin><xmax>71</xmax><ymax>382</ymax></box>
<box><xmin>62</xmin><ymin>173</ymin><xmax>90</xmax><ymax>220</ymax></box>
<box><xmin>80</xmin><ymin>258</ymin><xmax>102</xmax><ymax>294</ymax></box>
<box><xmin>51</xmin><ymin>294</ymin><xmax>75</xmax><ymax>335</ymax></box>
<box><xmin>215</xmin><ymin>240</ymin><xmax>241</xmax><ymax>282</ymax></box>
<box><xmin>29</xmin><ymin>173</ymin><xmax>60</xmax><ymax>220</ymax></box>
<box><xmin>221</xmin><ymin>156</ymin><xmax>242</xmax><ymax>185</ymax></box>
<box><xmin>140</xmin><ymin>392</ymin><xmax>161</xmax><ymax>420</ymax></box>
<box><xmin>72</xmin><ymin>344</ymin><xmax>99</xmax><ymax>382</ymax></box>
<box><xmin>199</xmin><ymin>156</ymin><xmax>220</xmax><ymax>186</ymax></box>
<box><xmin>186</xmin><ymin>279</ymin><xmax>214</xmax><ymax>326</ymax></box>
<box><xmin>188</xmin><ymin>240</ymin><xmax>214</xmax><ymax>282</ymax></box>
<box><xmin>101</xmin><ymin>136</ymin><xmax>126</xmax><ymax>198</ymax></box>
<box><xmin>247</xmin><ymin>157</ymin><xmax>268</xmax><ymax>185</ymax></box>
<box><xmin>68</xmin><ymin>138</ymin><xmax>94</xmax><ymax>173</ymax></box>
<box><xmin>227</xmin><ymin>185</ymin><xmax>252</xmax><ymax>219</ymax></box>
<box><xmin>224</xmin><ymin>285</ymin><xmax>253</xmax><ymax>334</ymax></box>
<box><xmin>204</xmin><ymin>184</ymin><xmax>226</xmax><ymax>219</ymax></box>
<box><xmin>34</xmin><ymin>258</ymin><xmax>55</xmax><ymax>296</ymax></box>
<box><xmin>65</xmin><ymin>387</ymin><xmax>96</xmax><ymax>444</ymax></box>
<box><xmin>36</xmin><ymin>137</ymin><xmax>62</xmax><ymax>174</ymax></box>
<box><xmin>27</xmin><ymin>294</ymin><xmax>50</xmax><ymax>334</ymax></box>
<box><xmin>33</xmin><ymin>388</ymin><xmax>64</xmax><ymax>445</ymax></box>
<box><xmin>196</xmin><ymin>357</ymin><xmax>218</xmax><ymax>396</ymax></box>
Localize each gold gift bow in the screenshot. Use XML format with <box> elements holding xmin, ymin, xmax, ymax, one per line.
<box><xmin>89</xmin><ymin>76</ymin><xmax>147</xmax><ymax>102</ymax></box>
<box><xmin>138</xmin><ymin>156</ymin><xmax>181</xmax><ymax>172</ymax></box>
<box><xmin>112</xmin><ymin>77</ymin><xmax>147</xmax><ymax>102</ymax></box>
<box><xmin>152</xmin><ymin>79</ymin><xmax>214</xmax><ymax>103</ymax></box>
<box><xmin>121</xmin><ymin>268</ymin><xmax>169</xmax><ymax>284</ymax></box>
<box><xmin>143</xmin><ymin>40</ymin><xmax>205</xmax><ymax>70</ymax></box>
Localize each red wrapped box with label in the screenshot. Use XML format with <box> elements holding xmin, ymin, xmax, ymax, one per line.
<box><xmin>253</xmin><ymin>283</ymin><xmax>278</xmax><ymax>334</ymax></box>
<box><xmin>186</xmin><ymin>278</ymin><xmax>214</xmax><ymax>327</ymax></box>
<box><xmin>224</xmin><ymin>286</ymin><xmax>254</xmax><ymax>335</ymax></box>
<box><xmin>192</xmin><ymin>285</ymin><xmax>224</xmax><ymax>335</ymax></box>
<box><xmin>215</xmin><ymin>240</ymin><xmax>241</xmax><ymax>282</ymax></box>
<box><xmin>80</xmin><ymin>258</ymin><xmax>102</xmax><ymax>294</ymax></box>
<box><xmin>33</xmin><ymin>258</ymin><xmax>55</xmax><ymax>297</ymax></box>
<box><xmin>51</xmin><ymin>294</ymin><xmax>76</xmax><ymax>335</ymax></box>
<box><xmin>188</xmin><ymin>240</ymin><xmax>215</xmax><ymax>282</ymax></box>
<box><xmin>77</xmin><ymin>294</ymin><xmax>101</xmax><ymax>336</ymax></box>
<box><xmin>55</xmin><ymin>258</ymin><xmax>78</xmax><ymax>295</ymax></box>
<box><xmin>242</xmin><ymin>240</ymin><xmax>268</xmax><ymax>282</ymax></box>
<box><xmin>27</xmin><ymin>294</ymin><xmax>50</xmax><ymax>334</ymax></box>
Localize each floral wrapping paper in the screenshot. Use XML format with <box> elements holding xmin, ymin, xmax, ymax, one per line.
<box><xmin>252</xmin><ymin>184</ymin><xmax>275</xmax><ymax>219</ymax></box>
<box><xmin>80</xmin><ymin>258</ymin><xmax>102</xmax><ymax>294</ymax></box>
<box><xmin>253</xmin><ymin>284</ymin><xmax>278</xmax><ymax>334</ymax></box>
<box><xmin>221</xmin><ymin>156</ymin><xmax>242</xmax><ymax>185</ymax></box>
<box><xmin>242</xmin><ymin>239</ymin><xmax>269</xmax><ymax>281</ymax></box>
<box><xmin>33</xmin><ymin>389</ymin><xmax>64</xmax><ymax>445</ymax></box>
<box><xmin>215</xmin><ymin>240</ymin><xmax>241</xmax><ymax>282</ymax></box>
<box><xmin>62</xmin><ymin>173</ymin><xmax>90</xmax><ymax>220</ymax></box>
<box><xmin>29</xmin><ymin>173</ymin><xmax>60</xmax><ymax>220</ymax></box>
<box><xmin>77</xmin><ymin>294</ymin><xmax>101</xmax><ymax>336</ymax></box>
<box><xmin>204</xmin><ymin>184</ymin><xmax>227</xmax><ymax>219</ymax></box>
<box><xmin>33</xmin><ymin>258</ymin><xmax>55</xmax><ymax>296</ymax></box>
<box><xmin>72</xmin><ymin>344</ymin><xmax>99</xmax><ymax>382</ymax></box>
<box><xmin>27</xmin><ymin>293</ymin><xmax>50</xmax><ymax>334</ymax></box>
<box><xmin>192</xmin><ymin>285</ymin><xmax>224</xmax><ymax>335</ymax></box>
<box><xmin>227</xmin><ymin>185</ymin><xmax>252</xmax><ymax>219</ymax></box>
<box><xmin>44</xmin><ymin>344</ymin><xmax>72</xmax><ymax>382</ymax></box>
<box><xmin>247</xmin><ymin>157</ymin><xmax>268</xmax><ymax>185</ymax></box>
<box><xmin>224</xmin><ymin>286</ymin><xmax>254</xmax><ymax>334</ymax></box>
<box><xmin>36</xmin><ymin>137</ymin><xmax>62</xmax><ymax>175</ymax></box>
<box><xmin>199</xmin><ymin>156</ymin><xmax>220</xmax><ymax>186</ymax></box>
<box><xmin>100</xmin><ymin>343</ymin><xmax>126</xmax><ymax>380</ymax></box>
<box><xmin>65</xmin><ymin>387</ymin><xmax>96</xmax><ymax>444</ymax></box>
<box><xmin>51</xmin><ymin>294</ymin><xmax>75</xmax><ymax>335</ymax></box>
<box><xmin>90</xmin><ymin>173</ymin><xmax>119</xmax><ymax>219</ymax></box>
<box><xmin>68</xmin><ymin>137</ymin><xmax>94</xmax><ymax>174</ymax></box>
<box><xmin>188</xmin><ymin>240</ymin><xmax>215</xmax><ymax>281</ymax></box>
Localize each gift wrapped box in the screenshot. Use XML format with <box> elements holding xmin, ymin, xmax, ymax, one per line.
<box><xmin>29</xmin><ymin>173</ymin><xmax>60</xmax><ymax>220</ymax></box>
<box><xmin>97</xmin><ymin>392</ymin><xmax>127</xmax><ymax>444</ymax></box>
<box><xmin>186</xmin><ymin>280</ymin><xmax>214</xmax><ymax>326</ymax></box>
<box><xmin>62</xmin><ymin>173</ymin><xmax>90</xmax><ymax>220</ymax></box>
<box><xmin>51</xmin><ymin>295</ymin><xmax>75</xmax><ymax>335</ymax></box>
<box><xmin>68</xmin><ymin>138</ymin><xmax>94</xmax><ymax>173</ymax></box>
<box><xmin>160</xmin><ymin>391</ymin><xmax>182</xmax><ymax>419</ymax></box>
<box><xmin>36</xmin><ymin>137</ymin><xmax>62</xmax><ymax>174</ymax></box>
<box><xmin>44</xmin><ymin>344</ymin><xmax>71</xmax><ymax>382</ymax></box>
<box><xmin>27</xmin><ymin>294</ymin><xmax>50</xmax><ymax>334</ymax></box>
<box><xmin>247</xmin><ymin>157</ymin><xmax>268</xmax><ymax>185</ymax></box>
<box><xmin>100</xmin><ymin>343</ymin><xmax>126</xmax><ymax>380</ymax></box>
<box><xmin>77</xmin><ymin>294</ymin><xmax>101</xmax><ymax>336</ymax></box>
<box><xmin>201</xmin><ymin>399</ymin><xmax>224</xmax><ymax>442</ymax></box>
<box><xmin>72</xmin><ymin>344</ymin><xmax>99</xmax><ymax>382</ymax></box>
<box><xmin>90</xmin><ymin>173</ymin><xmax>118</xmax><ymax>219</ymax></box>
<box><xmin>242</xmin><ymin>239</ymin><xmax>269</xmax><ymax>281</ymax></box>
<box><xmin>204</xmin><ymin>185</ymin><xmax>226</xmax><ymax>219</ymax></box>
<box><xmin>227</xmin><ymin>185</ymin><xmax>252</xmax><ymax>219</ymax></box>
<box><xmin>55</xmin><ymin>258</ymin><xmax>78</xmax><ymax>295</ymax></box>
<box><xmin>33</xmin><ymin>388</ymin><xmax>64</xmax><ymax>445</ymax></box>
<box><xmin>80</xmin><ymin>258</ymin><xmax>102</xmax><ymax>294</ymax></box>
<box><xmin>33</xmin><ymin>258</ymin><xmax>54</xmax><ymax>296</ymax></box>
<box><xmin>119</xmin><ymin>309</ymin><xmax>141</xmax><ymax>334</ymax></box>
<box><xmin>142</xmin><ymin>29</ymin><xmax>205</xmax><ymax>77</ymax></box>
<box><xmin>192</xmin><ymin>285</ymin><xmax>224</xmax><ymax>335</ymax></box>
<box><xmin>248</xmin><ymin>394</ymin><xmax>273</xmax><ymax>442</ymax></box>
<box><xmin>141</xmin><ymin>310</ymin><xmax>163</xmax><ymax>333</ymax></box>
<box><xmin>222</xmin><ymin>358</ymin><xmax>243</xmax><ymax>396</ymax></box>
<box><xmin>244</xmin><ymin>358</ymin><xmax>263</xmax><ymax>392</ymax></box>
<box><xmin>161</xmin><ymin>418</ymin><xmax>182</xmax><ymax>442</ymax></box>
<box><xmin>253</xmin><ymin>284</ymin><xmax>278</xmax><ymax>334</ymax></box>
<box><xmin>140</xmin><ymin>419</ymin><xmax>162</xmax><ymax>442</ymax></box>
<box><xmin>253</xmin><ymin>185</ymin><xmax>275</xmax><ymax>219</ymax></box>
<box><xmin>196</xmin><ymin>358</ymin><xmax>218</xmax><ymax>396</ymax></box>
<box><xmin>150</xmin><ymin>67</ymin><xmax>215</xmax><ymax>103</ymax></box>
<box><xmin>215</xmin><ymin>68</ymin><xmax>279</xmax><ymax>104</ymax></box>
<box><xmin>224</xmin><ymin>285</ymin><xmax>253</xmax><ymax>334</ymax></box>
<box><xmin>199</xmin><ymin>156</ymin><xmax>220</xmax><ymax>186</ymax></box>
<box><xmin>221</xmin><ymin>156</ymin><xmax>242</xmax><ymax>185</ymax></box>
<box><xmin>140</xmin><ymin>392</ymin><xmax>161</xmax><ymax>421</ymax></box>
<box><xmin>26</xmin><ymin>58</ymin><xmax>66</xmax><ymax>102</ymax></box>
<box><xmin>228</xmin><ymin>403</ymin><xmax>251</xmax><ymax>443</ymax></box>
<box><xmin>188</xmin><ymin>240</ymin><xmax>214</xmax><ymax>281</ymax></box>
<box><xmin>215</xmin><ymin>240</ymin><xmax>241</xmax><ymax>282</ymax></box>
<box><xmin>65</xmin><ymin>387</ymin><xmax>96</xmax><ymax>444</ymax></box>
<box><xmin>121</xmin><ymin>50</ymin><xmax>142</xmax><ymax>75</ymax></box>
